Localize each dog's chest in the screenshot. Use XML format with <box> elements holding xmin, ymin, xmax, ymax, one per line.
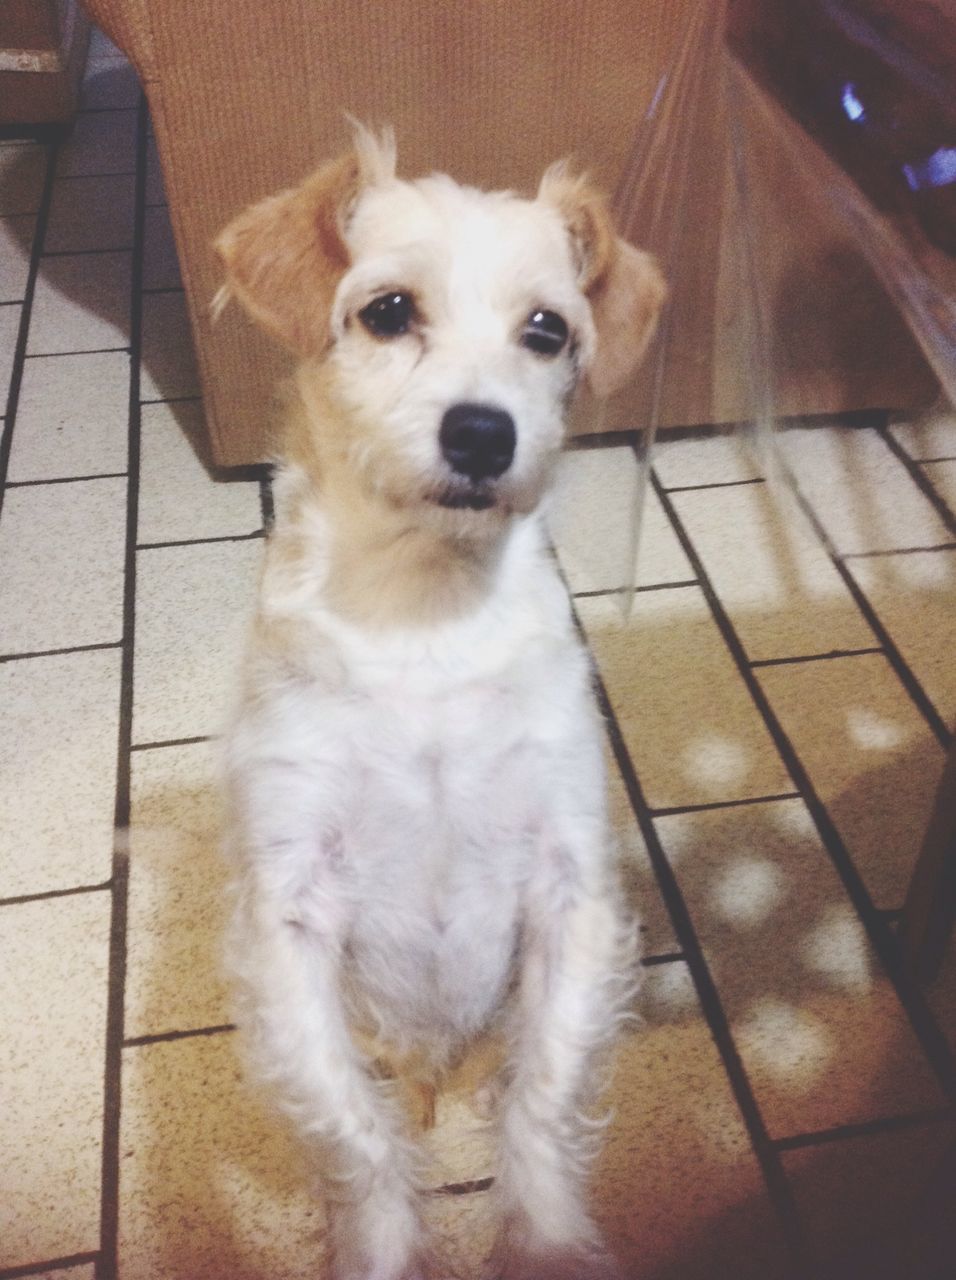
<box><xmin>326</xmin><ymin>658</ymin><xmax>573</xmax><ymax>1040</ymax></box>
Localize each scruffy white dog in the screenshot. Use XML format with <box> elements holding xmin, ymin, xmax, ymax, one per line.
<box><xmin>217</xmin><ymin>128</ymin><xmax>664</xmax><ymax>1280</ymax></box>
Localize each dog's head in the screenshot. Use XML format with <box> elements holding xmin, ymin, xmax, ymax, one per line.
<box><xmin>216</xmin><ymin>127</ymin><xmax>665</xmax><ymax>523</ymax></box>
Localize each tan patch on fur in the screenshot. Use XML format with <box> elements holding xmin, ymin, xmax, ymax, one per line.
<box><xmin>540</xmin><ymin>164</ymin><xmax>667</xmax><ymax>396</ymax></box>
<box><xmin>215</xmin><ymin>152</ymin><xmax>362</xmax><ymax>356</ymax></box>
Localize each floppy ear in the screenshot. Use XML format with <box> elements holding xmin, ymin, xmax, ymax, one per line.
<box><xmin>214</xmin><ymin>150</ymin><xmax>364</xmax><ymax>357</ymax></box>
<box><xmin>539</xmin><ymin>166</ymin><xmax>667</xmax><ymax>398</ymax></box>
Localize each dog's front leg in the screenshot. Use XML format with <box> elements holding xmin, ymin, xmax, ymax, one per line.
<box><xmin>493</xmin><ymin>854</ymin><xmax>633</xmax><ymax>1280</ymax></box>
<box><xmin>230</xmin><ymin>869</ymin><xmax>429</xmax><ymax>1280</ymax></box>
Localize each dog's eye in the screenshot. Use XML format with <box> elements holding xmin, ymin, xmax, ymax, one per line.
<box><xmin>359</xmin><ymin>292</ymin><xmax>416</xmax><ymax>338</ymax></box>
<box><xmin>520</xmin><ymin>309</ymin><xmax>569</xmax><ymax>357</ymax></box>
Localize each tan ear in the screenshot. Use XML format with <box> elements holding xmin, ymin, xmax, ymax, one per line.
<box><xmin>539</xmin><ymin>166</ymin><xmax>667</xmax><ymax>398</ymax></box>
<box><xmin>214</xmin><ymin>151</ymin><xmax>363</xmax><ymax>357</ymax></box>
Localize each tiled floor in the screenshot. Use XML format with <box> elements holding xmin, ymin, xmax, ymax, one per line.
<box><xmin>2</xmin><ymin>34</ymin><xmax>956</xmax><ymax>1280</ymax></box>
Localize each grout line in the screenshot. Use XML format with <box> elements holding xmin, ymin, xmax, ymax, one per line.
<box><xmin>0</xmin><ymin>1253</ymin><xmax>100</xmax><ymax>1279</ymax></box>
<box><xmin>663</xmin><ymin>477</ymin><xmax>766</xmax><ymax>494</ymax></box>
<box><xmin>124</xmin><ymin>1022</ymin><xmax>236</xmax><ymax>1048</ymax></box>
<box><xmin>918</xmin><ymin>455</ymin><xmax>956</xmax><ymax>465</ymax></box>
<box><xmin>842</xmin><ymin>542</ymin><xmax>956</xmax><ymax>559</ymax></box>
<box><xmin>774</xmin><ymin>1106</ymin><xmax>955</xmax><ymax>1153</ymax></box>
<box><xmin>6</xmin><ymin>472</ymin><xmax>128</xmax><ymax>488</ymax></box>
<box><xmin>130</xmin><ymin>734</ymin><xmax>211</xmax><ymax>752</ymax></box>
<box><xmin>25</xmin><ymin>346</ymin><xmax>130</xmax><ymax>360</ymax></box>
<box><xmin>573</xmin><ymin>580</ymin><xmax>698</xmax><ymax>600</ymax></box>
<box><xmin>136</xmin><ymin>529</ymin><xmax>264</xmax><ymax>551</ymax></box>
<box><xmin>0</xmin><ymin>880</ymin><xmax>112</xmax><ymax>908</ymax></box>
<box><xmin>778</xmin><ymin>461</ymin><xmax>952</xmax><ymax>749</ymax></box>
<box><xmin>0</xmin><ymin>639</ymin><xmax>123</xmax><ymax>663</ymax></box>
<box><xmin>650</xmin><ymin>792</ymin><xmax>802</xmax><ymax>818</ymax></box>
<box><xmin>97</xmin><ymin>94</ymin><xmax>149</xmax><ymax>1280</ymax></box>
<box><xmin>41</xmin><ymin>245</ymin><xmax>133</xmax><ymax>259</ymax></box>
<box><xmin>571</xmin><ymin>606</ymin><xmax>809</xmax><ymax>1272</ymax></box>
<box><xmin>651</xmin><ymin>470</ymin><xmax>956</xmax><ymax>1105</ymax></box>
<box><xmin>0</xmin><ymin>136</ymin><xmax>58</xmax><ymax>520</ymax></box>
<box><xmin>55</xmin><ymin>168</ymin><xmax>138</xmax><ymax>181</ymax></box>
<box><xmin>260</xmin><ymin>468</ymin><xmax>275</xmax><ymax>530</ymax></box>
<box><xmin>878</xmin><ymin>425</ymin><xmax>956</xmax><ymax>535</ymax></box>
<box><xmin>748</xmin><ymin>647</ymin><xmax>885</xmax><ymax>669</ymax></box>
<box><xmin>51</xmin><ymin>167</ymin><xmax>135</xmax><ymax>181</ymax></box>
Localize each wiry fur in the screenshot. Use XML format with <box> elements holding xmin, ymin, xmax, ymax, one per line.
<box><xmin>218</xmin><ymin>129</ymin><xmax>664</xmax><ymax>1280</ymax></box>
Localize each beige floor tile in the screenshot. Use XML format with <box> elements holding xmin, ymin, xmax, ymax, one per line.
<box><xmin>922</xmin><ymin>459</ymin><xmax>956</xmax><ymax>513</ymax></box>
<box><xmin>0</xmin><ymin>648</ymin><xmax>120</xmax><ymax>898</ymax></box>
<box><xmin>81</xmin><ymin>59</ymin><xmax>141</xmax><ymax>110</ymax></box>
<box><xmin>671</xmin><ymin>482</ymin><xmax>875</xmax><ymax>661</ymax></box>
<box><xmin>0</xmin><ymin>214</ymin><xmax>34</xmax><ymax>302</ymax></box>
<box><xmin>655</xmin><ymin>802</ymin><xmax>945</xmax><ymax>1137</ymax></box>
<box><xmin>0</xmin><ymin>477</ymin><xmax>126</xmax><ymax>655</ymax></box>
<box><xmin>56</xmin><ymin>109</ymin><xmax>137</xmax><ymax>177</ymax></box>
<box><xmin>652</xmin><ymin>429</ymin><xmax>764</xmax><ymax>489</ymax></box>
<box><xmin>28</xmin><ymin>252</ymin><xmax>131</xmax><ymax>354</ymax></box>
<box><xmin>783</xmin><ymin>1119</ymin><xmax>956</xmax><ymax>1279</ymax></box>
<box><xmin>142</xmin><ymin>204</ymin><xmax>183</xmax><ymax>291</ymax></box>
<box><xmin>0</xmin><ymin>140</ymin><xmax>48</xmax><ymax>215</ymax></box>
<box><xmin>847</xmin><ymin>550</ymin><xmax>956</xmax><ymax>723</ymax></box>
<box><xmin>778</xmin><ymin>425</ymin><xmax>951</xmax><ymax>554</ymax></box>
<box><xmin>8</xmin><ymin>350</ymin><xmax>129</xmax><ymax>481</ymax></box>
<box><xmin>578</xmin><ymin>589</ymin><xmax>791</xmax><ymax>810</ymax></box>
<box><xmin>127</xmin><ymin>740</ymin><xmax>233</xmax><ymax>1039</ymax></box>
<box><xmin>45</xmin><ymin>174</ymin><xmax>135</xmax><ymax>253</ymax></box>
<box><xmin>140</xmin><ymin>290</ymin><xmax>200</xmax><ymax>401</ymax></box>
<box><xmin>595</xmin><ymin>963</ymin><xmax>792</xmax><ymax>1279</ymax></box>
<box><xmin>757</xmin><ymin>654</ymin><xmax>947</xmax><ymax>908</ymax></box>
<box><xmin>549</xmin><ymin>446</ymin><xmax>692</xmax><ymax>593</ymax></box>
<box><xmin>0</xmin><ymin>301</ymin><xmax>21</xmax><ymax>388</ymax></box>
<box><xmin>0</xmin><ymin>893</ymin><xmax>109</xmax><ymax>1267</ymax></box>
<box><xmin>138</xmin><ymin>401</ymin><xmax>261</xmax><ymax>545</ymax></box>
<box><xmin>132</xmin><ymin>539</ymin><xmax>261</xmax><ymax>744</ymax></box>
<box><xmin>889</xmin><ymin>407</ymin><xmax>956</xmax><ymax>461</ymax></box>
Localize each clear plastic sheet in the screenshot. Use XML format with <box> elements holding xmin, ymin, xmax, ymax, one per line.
<box><xmin>559</xmin><ymin>0</ymin><xmax>954</xmax><ymax>611</ymax></box>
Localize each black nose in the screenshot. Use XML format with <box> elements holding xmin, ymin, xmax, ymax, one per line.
<box><xmin>439</xmin><ymin>403</ymin><xmax>516</xmax><ymax>482</ymax></box>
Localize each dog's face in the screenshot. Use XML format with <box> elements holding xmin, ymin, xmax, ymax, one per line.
<box><xmin>217</xmin><ymin>130</ymin><xmax>665</xmax><ymax>524</ymax></box>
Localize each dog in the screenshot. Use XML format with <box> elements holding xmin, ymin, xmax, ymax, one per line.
<box><xmin>217</xmin><ymin>126</ymin><xmax>665</xmax><ymax>1280</ymax></box>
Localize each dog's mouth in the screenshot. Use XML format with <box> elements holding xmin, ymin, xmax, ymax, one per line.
<box><xmin>433</xmin><ymin>484</ymin><xmax>497</xmax><ymax>512</ymax></box>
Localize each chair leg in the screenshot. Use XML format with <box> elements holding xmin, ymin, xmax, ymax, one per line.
<box><xmin>900</xmin><ymin>736</ymin><xmax>956</xmax><ymax>984</ymax></box>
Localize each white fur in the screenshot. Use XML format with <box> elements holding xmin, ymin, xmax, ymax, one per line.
<box><xmin>221</xmin><ymin>142</ymin><xmax>648</xmax><ymax>1280</ymax></box>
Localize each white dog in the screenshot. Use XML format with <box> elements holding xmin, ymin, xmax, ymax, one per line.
<box><xmin>217</xmin><ymin>127</ymin><xmax>664</xmax><ymax>1280</ymax></box>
